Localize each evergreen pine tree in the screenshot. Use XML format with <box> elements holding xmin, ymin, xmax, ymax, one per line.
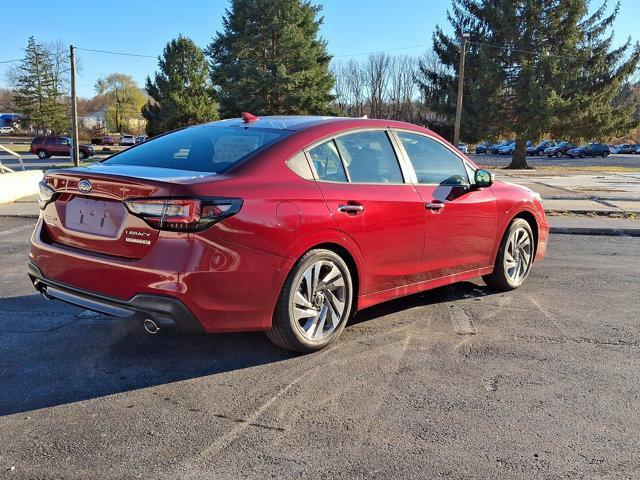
<box><xmin>418</xmin><ymin>0</ymin><xmax>640</xmax><ymax>169</ymax></box>
<box><xmin>13</xmin><ymin>37</ymin><xmax>67</xmax><ymax>133</ymax></box>
<box><xmin>143</xmin><ymin>35</ymin><xmax>218</xmax><ymax>136</ymax></box>
<box><xmin>207</xmin><ymin>0</ymin><xmax>335</xmax><ymax>117</ymax></box>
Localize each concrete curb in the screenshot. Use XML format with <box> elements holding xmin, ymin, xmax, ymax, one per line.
<box><xmin>550</xmin><ymin>226</ymin><xmax>640</xmax><ymax>237</ymax></box>
<box><xmin>0</xmin><ymin>213</ymin><xmax>39</xmax><ymax>219</ymax></box>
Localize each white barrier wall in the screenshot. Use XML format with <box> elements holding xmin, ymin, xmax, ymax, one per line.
<box><xmin>0</xmin><ymin>170</ymin><xmax>44</xmax><ymax>204</ymax></box>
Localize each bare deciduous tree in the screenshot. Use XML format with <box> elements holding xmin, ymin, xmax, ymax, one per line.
<box><xmin>388</xmin><ymin>55</ymin><xmax>419</xmax><ymax>122</ymax></box>
<box><xmin>332</xmin><ymin>49</ymin><xmax>446</xmax><ymax>124</ymax></box>
<box><xmin>365</xmin><ymin>53</ymin><xmax>391</xmax><ymax>119</ymax></box>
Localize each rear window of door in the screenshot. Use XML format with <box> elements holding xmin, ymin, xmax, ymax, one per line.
<box><xmin>333</xmin><ymin>130</ymin><xmax>403</xmax><ymax>184</ymax></box>
<box><xmin>396</xmin><ymin>132</ymin><xmax>469</xmax><ymax>185</ymax></box>
<box><xmin>308</xmin><ymin>140</ymin><xmax>348</xmax><ymax>182</ymax></box>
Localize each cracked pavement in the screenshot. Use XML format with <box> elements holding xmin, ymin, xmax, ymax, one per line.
<box><xmin>1</xmin><ymin>217</ymin><xmax>639</xmax><ymax>479</ymax></box>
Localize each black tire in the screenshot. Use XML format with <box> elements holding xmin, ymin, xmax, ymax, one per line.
<box><xmin>79</xmin><ymin>150</ymin><xmax>87</xmax><ymax>160</ymax></box>
<box><xmin>37</xmin><ymin>150</ymin><xmax>49</xmax><ymax>159</ymax></box>
<box><xmin>579</xmin><ymin>152</ymin><xmax>586</xmax><ymax>158</ymax></box>
<box><xmin>266</xmin><ymin>249</ymin><xmax>354</xmax><ymax>353</ymax></box>
<box><xmin>556</xmin><ymin>151</ymin><xmax>562</xmax><ymax>158</ymax></box>
<box><xmin>483</xmin><ymin>218</ymin><xmax>535</xmax><ymax>292</ymax></box>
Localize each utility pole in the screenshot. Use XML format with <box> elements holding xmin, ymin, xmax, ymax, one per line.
<box><xmin>70</xmin><ymin>45</ymin><xmax>80</xmax><ymax>166</ymax></box>
<box><xmin>453</xmin><ymin>32</ymin><xmax>470</xmax><ymax>146</ymax></box>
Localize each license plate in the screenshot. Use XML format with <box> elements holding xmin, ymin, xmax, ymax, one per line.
<box><xmin>65</xmin><ymin>197</ymin><xmax>125</xmax><ymax>238</ymax></box>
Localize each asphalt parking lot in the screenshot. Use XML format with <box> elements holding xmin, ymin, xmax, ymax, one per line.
<box><xmin>0</xmin><ymin>152</ymin><xmax>113</xmax><ymax>171</ymax></box>
<box><xmin>1</xmin><ymin>217</ymin><xmax>639</xmax><ymax>479</ymax></box>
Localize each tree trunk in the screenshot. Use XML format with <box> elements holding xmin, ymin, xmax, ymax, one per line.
<box><xmin>507</xmin><ymin>139</ymin><xmax>531</xmax><ymax>169</ymax></box>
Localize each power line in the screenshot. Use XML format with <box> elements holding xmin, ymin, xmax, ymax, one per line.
<box><xmin>467</xmin><ymin>40</ymin><xmax>581</xmax><ymax>61</ymax></box>
<box><xmin>1</xmin><ymin>38</ymin><xmax>583</xmax><ymax>66</ymax></box>
<box><xmin>334</xmin><ymin>43</ymin><xmax>431</xmax><ymax>58</ymax></box>
<box><xmin>75</xmin><ymin>47</ymin><xmax>155</xmax><ymax>59</ymax></box>
<box><xmin>0</xmin><ymin>45</ymin><xmax>156</xmax><ymax>65</ymax></box>
<box><xmin>332</xmin><ymin>39</ymin><xmax>582</xmax><ymax>61</ymax></box>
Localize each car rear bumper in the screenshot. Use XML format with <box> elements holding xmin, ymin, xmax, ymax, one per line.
<box><xmin>28</xmin><ymin>261</ymin><xmax>204</xmax><ymax>333</ymax></box>
<box><xmin>29</xmin><ymin>219</ymin><xmax>294</xmax><ymax>333</ymax></box>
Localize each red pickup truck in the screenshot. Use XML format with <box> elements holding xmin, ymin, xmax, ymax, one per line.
<box><xmin>30</xmin><ymin>136</ymin><xmax>95</xmax><ymax>160</ymax></box>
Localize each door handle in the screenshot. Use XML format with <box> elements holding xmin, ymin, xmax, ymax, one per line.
<box><xmin>425</xmin><ymin>202</ymin><xmax>445</xmax><ymax>211</ymax></box>
<box><xmin>338</xmin><ymin>203</ymin><xmax>364</xmax><ymax>214</ymax></box>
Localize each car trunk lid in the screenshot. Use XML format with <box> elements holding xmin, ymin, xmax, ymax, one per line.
<box><xmin>41</xmin><ymin>165</ymin><xmax>215</xmax><ymax>259</ymax></box>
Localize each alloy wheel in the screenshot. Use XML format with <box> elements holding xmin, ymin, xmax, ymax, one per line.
<box><xmin>503</xmin><ymin>227</ymin><xmax>532</xmax><ymax>285</ymax></box>
<box><xmin>293</xmin><ymin>260</ymin><xmax>346</xmax><ymax>340</ymax></box>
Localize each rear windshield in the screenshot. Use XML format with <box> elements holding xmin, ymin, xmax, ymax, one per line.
<box><xmin>103</xmin><ymin>126</ymin><xmax>289</xmax><ymax>173</ymax></box>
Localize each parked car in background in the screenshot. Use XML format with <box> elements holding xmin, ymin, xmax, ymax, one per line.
<box><xmin>457</xmin><ymin>143</ymin><xmax>468</xmax><ymax>154</ymax></box>
<box><xmin>135</xmin><ymin>135</ymin><xmax>148</xmax><ymax>144</ymax></box>
<box><xmin>528</xmin><ymin>140</ymin><xmax>556</xmax><ymax>156</ymax></box>
<box><xmin>611</xmin><ymin>144</ymin><xmax>637</xmax><ymax>154</ymax></box>
<box><xmin>474</xmin><ymin>141</ymin><xmax>491</xmax><ymax>154</ymax></box>
<box><xmin>636</xmin><ymin>145</ymin><xmax>640</xmax><ymax>154</ymax></box>
<box><xmin>544</xmin><ymin>141</ymin><xmax>576</xmax><ymax>157</ymax></box>
<box><xmin>29</xmin><ymin>115</ymin><xmax>548</xmax><ymax>352</ymax></box>
<box><xmin>120</xmin><ymin>134</ymin><xmax>136</xmax><ymax>146</ymax></box>
<box><xmin>499</xmin><ymin>140</ymin><xmax>532</xmax><ymax>155</ymax></box>
<box><xmin>29</xmin><ymin>136</ymin><xmax>95</xmax><ymax>159</ymax></box>
<box><xmin>567</xmin><ymin>143</ymin><xmax>610</xmax><ymax>158</ymax></box>
<box><xmin>491</xmin><ymin>140</ymin><xmax>514</xmax><ymax>154</ymax></box>
<box><xmin>0</xmin><ymin>126</ymin><xmax>15</xmax><ymax>134</ymax></box>
<box><xmin>101</xmin><ymin>135</ymin><xmax>115</xmax><ymax>146</ymax></box>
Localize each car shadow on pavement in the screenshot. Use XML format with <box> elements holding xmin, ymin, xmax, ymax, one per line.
<box><xmin>0</xmin><ymin>283</ymin><xmax>493</xmax><ymax>417</ymax></box>
<box><xmin>0</xmin><ymin>294</ymin><xmax>295</xmax><ymax>417</ymax></box>
<box><xmin>351</xmin><ymin>280</ymin><xmax>494</xmax><ymax>325</ymax></box>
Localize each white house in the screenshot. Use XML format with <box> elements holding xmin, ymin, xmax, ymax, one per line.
<box><xmin>80</xmin><ymin>107</ymin><xmax>107</xmax><ymax>129</ymax></box>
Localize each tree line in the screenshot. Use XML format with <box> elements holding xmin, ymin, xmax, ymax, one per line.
<box><xmin>5</xmin><ymin>0</ymin><xmax>640</xmax><ymax>169</ymax></box>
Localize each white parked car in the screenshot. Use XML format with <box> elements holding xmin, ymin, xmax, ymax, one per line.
<box><xmin>119</xmin><ymin>134</ymin><xmax>136</xmax><ymax>146</ymax></box>
<box><xmin>456</xmin><ymin>143</ymin><xmax>469</xmax><ymax>154</ymax></box>
<box><xmin>135</xmin><ymin>135</ymin><xmax>148</xmax><ymax>144</ymax></box>
<box><xmin>0</xmin><ymin>126</ymin><xmax>15</xmax><ymax>134</ymax></box>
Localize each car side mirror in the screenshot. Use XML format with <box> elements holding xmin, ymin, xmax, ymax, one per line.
<box><xmin>474</xmin><ymin>169</ymin><xmax>493</xmax><ymax>188</ymax></box>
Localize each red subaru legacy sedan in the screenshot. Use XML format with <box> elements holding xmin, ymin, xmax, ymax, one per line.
<box><xmin>29</xmin><ymin>115</ymin><xmax>548</xmax><ymax>352</ymax></box>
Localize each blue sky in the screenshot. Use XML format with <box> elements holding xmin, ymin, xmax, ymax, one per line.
<box><xmin>2</xmin><ymin>0</ymin><xmax>639</xmax><ymax>98</ymax></box>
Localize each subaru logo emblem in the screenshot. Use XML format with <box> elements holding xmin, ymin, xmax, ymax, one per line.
<box><xmin>78</xmin><ymin>179</ymin><xmax>92</xmax><ymax>193</ymax></box>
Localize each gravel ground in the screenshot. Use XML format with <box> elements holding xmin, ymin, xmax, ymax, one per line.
<box><xmin>1</xmin><ymin>217</ymin><xmax>639</xmax><ymax>479</ymax></box>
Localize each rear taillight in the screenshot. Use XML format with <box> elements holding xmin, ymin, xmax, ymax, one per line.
<box><xmin>37</xmin><ymin>180</ymin><xmax>57</xmax><ymax>209</ymax></box>
<box><xmin>125</xmin><ymin>197</ymin><xmax>242</xmax><ymax>232</ymax></box>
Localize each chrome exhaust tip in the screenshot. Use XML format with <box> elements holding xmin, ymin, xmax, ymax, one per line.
<box><xmin>143</xmin><ymin>318</ymin><xmax>160</xmax><ymax>334</ymax></box>
<box><xmin>39</xmin><ymin>285</ymin><xmax>53</xmax><ymax>301</ymax></box>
